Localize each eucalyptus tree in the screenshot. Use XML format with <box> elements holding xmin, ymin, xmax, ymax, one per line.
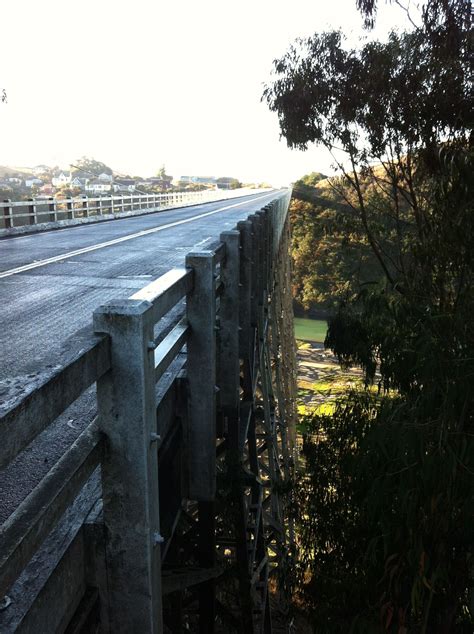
<box><xmin>264</xmin><ymin>5</ymin><xmax>473</xmax><ymax>631</ymax></box>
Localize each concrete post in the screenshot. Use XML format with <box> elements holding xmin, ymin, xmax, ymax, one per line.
<box><xmin>28</xmin><ymin>198</ymin><xmax>37</xmax><ymax>225</ymax></box>
<box><xmin>66</xmin><ymin>196</ymin><xmax>74</xmax><ymax>220</ymax></box>
<box><xmin>3</xmin><ymin>199</ymin><xmax>12</xmax><ymax>229</ymax></box>
<box><xmin>237</xmin><ymin>220</ymin><xmax>253</xmax><ymax>362</ymax></box>
<box><xmin>93</xmin><ymin>299</ymin><xmax>163</xmax><ymax>634</ymax></box>
<box><xmin>82</xmin><ymin>196</ymin><xmax>89</xmax><ymax>218</ymax></box>
<box><xmin>184</xmin><ymin>250</ymin><xmax>217</xmax><ymax>501</ymax></box>
<box><xmin>219</xmin><ymin>230</ymin><xmax>241</xmax><ymax>450</ymax></box>
<box><xmin>248</xmin><ymin>215</ymin><xmax>260</xmax><ymax>330</ymax></box>
<box><xmin>257</xmin><ymin>207</ymin><xmax>270</xmax><ymax>291</ymax></box>
<box><xmin>48</xmin><ymin>197</ymin><xmax>57</xmax><ymax>222</ymax></box>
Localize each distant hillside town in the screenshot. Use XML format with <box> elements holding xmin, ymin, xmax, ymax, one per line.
<box><xmin>0</xmin><ymin>158</ymin><xmax>257</xmax><ymax>202</ymax></box>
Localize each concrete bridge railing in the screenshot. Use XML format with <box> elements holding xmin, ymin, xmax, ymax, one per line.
<box><xmin>0</xmin><ymin>187</ymin><xmax>271</xmax><ymax>236</ymax></box>
<box><xmin>0</xmin><ymin>190</ymin><xmax>296</xmax><ymax>633</ymax></box>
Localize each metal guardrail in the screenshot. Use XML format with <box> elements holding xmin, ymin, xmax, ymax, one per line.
<box><xmin>0</xmin><ymin>188</ymin><xmax>268</xmax><ymax>230</ymax></box>
<box><xmin>0</xmin><ymin>190</ymin><xmax>293</xmax><ymax>633</ymax></box>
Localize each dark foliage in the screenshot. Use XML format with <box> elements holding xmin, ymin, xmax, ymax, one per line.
<box><xmin>265</xmin><ymin>2</ymin><xmax>473</xmax><ymax>631</ymax></box>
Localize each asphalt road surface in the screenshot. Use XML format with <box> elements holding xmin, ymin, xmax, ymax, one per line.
<box><xmin>0</xmin><ymin>189</ymin><xmax>284</xmax><ymax>521</ymax></box>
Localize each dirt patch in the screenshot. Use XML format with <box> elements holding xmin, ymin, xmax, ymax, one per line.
<box><xmin>297</xmin><ymin>341</ymin><xmax>363</xmax><ymax>415</ymax></box>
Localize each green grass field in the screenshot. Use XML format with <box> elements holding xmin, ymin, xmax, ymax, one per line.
<box><xmin>294</xmin><ymin>317</ymin><xmax>327</xmax><ymax>343</ymax></box>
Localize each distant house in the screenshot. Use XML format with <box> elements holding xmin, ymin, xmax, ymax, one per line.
<box><xmin>146</xmin><ymin>177</ymin><xmax>172</xmax><ymax>190</ymax></box>
<box><xmin>8</xmin><ymin>177</ymin><xmax>22</xmax><ymax>185</ymax></box>
<box><xmin>52</xmin><ymin>171</ymin><xmax>72</xmax><ymax>187</ymax></box>
<box><xmin>39</xmin><ymin>184</ymin><xmax>54</xmax><ymax>196</ymax></box>
<box><xmin>33</xmin><ymin>165</ymin><xmax>50</xmax><ymax>176</ymax></box>
<box><xmin>85</xmin><ymin>180</ymin><xmax>112</xmax><ymax>194</ymax></box>
<box><xmin>98</xmin><ymin>172</ymin><xmax>113</xmax><ymax>182</ymax></box>
<box><xmin>179</xmin><ymin>176</ymin><xmax>217</xmax><ymax>185</ymax></box>
<box><xmin>113</xmin><ymin>179</ymin><xmax>136</xmax><ymax>193</ymax></box>
<box><xmin>71</xmin><ymin>177</ymin><xmax>88</xmax><ymax>189</ymax></box>
<box><xmin>194</xmin><ymin>176</ymin><xmax>217</xmax><ymax>185</ymax></box>
<box><xmin>25</xmin><ymin>177</ymin><xmax>44</xmax><ymax>188</ymax></box>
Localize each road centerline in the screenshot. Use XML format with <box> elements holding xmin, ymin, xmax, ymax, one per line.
<box><xmin>0</xmin><ymin>192</ymin><xmax>279</xmax><ymax>279</ymax></box>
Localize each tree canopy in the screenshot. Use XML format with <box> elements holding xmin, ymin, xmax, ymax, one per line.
<box><xmin>156</xmin><ymin>165</ymin><xmax>172</xmax><ymax>182</ymax></box>
<box><xmin>216</xmin><ymin>177</ymin><xmax>242</xmax><ymax>189</ymax></box>
<box><xmin>265</xmin><ymin>5</ymin><xmax>473</xmax><ymax>631</ymax></box>
<box><xmin>71</xmin><ymin>156</ymin><xmax>113</xmax><ymax>177</ymax></box>
<box><xmin>356</xmin><ymin>0</ymin><xmax>470</xmax><ymax>53</ymax></box>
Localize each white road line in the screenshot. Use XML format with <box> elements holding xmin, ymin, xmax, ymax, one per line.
<box><xmin>193</xmin><ymin>236</ymin><xmax>212</xmax><ymax>248</ymax></box>
<box><xmin>0</xmin><ymin>192</ymin><xmax>279</xmax><ymax>279</ymax></box>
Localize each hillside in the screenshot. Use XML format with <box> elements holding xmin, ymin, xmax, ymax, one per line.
<box><xmin>0</xmin><ymin>166</ymin><xmax>34</xmax><ymax>178</ymax></box>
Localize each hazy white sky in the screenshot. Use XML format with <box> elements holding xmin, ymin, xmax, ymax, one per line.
<box><xmin>0</xmin><ymin>1</ymin><xmax>410</xmax><ymax>184</ymax></box>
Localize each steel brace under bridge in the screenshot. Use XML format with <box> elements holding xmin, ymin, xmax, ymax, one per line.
<box><xmin>0</xmin><ymin>190</ymin><xmax>297</xmax><ymax>633</ymax></box>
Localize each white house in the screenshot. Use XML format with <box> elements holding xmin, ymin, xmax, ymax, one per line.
<box><xmin>25</xmin><ymin>177</ymin><xmax>44</xmax><ymax>188</ymax></box>
<box><xmin>71</xmin><ymin>177</ymin><xmax>88</xmax><ymax>189</ymax></box>
<box><xmin>52</xmin><ymin>171</ymin><xmax>72</xmax><ymax>187</ymax></box>
<box><xmin>113</xmin><ymin>179</ymin><xmax>136</xmax><ymax>193</ymax></box>
<box><xmin>98</xmin><ymin>172</ymin><xmax>113</xmax><ymax>182</ymax></box>
<box><xmin>85</xmin><ymin>180</ymin><xmax>112</xmax><ymax>194</ymax></box>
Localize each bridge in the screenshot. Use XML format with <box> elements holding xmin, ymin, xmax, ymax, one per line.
<box><xmin>0</xmin><ymin>189</ymin><xmax>296</xmax><ymax>633</ymax></box>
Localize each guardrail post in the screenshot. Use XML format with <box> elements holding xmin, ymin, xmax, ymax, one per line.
<box><xmin>82</xmin><ymin>196</ymin><xmax>89</xmax><ymax>218</ymax></box>
<box><xmin>48</xmin><ymin>196</ymin><xmax>57</xmax><ymax>222</ymax></box>
<box><xmin>219</xmin><ymin>229</ymin><xmax>255</xmax><ymax>629</ymax></box>
<box><xmin>219</xmin><ymin>230</ymin><xmax>241</xmax><ymax>451</ymax></box>
<box><xmin>248</xmin><ymin>215</ymin><xmax>261</xmax><ymax>330</ymax></box>
<box><xmin>93</xmin><ymin>299</ymin><xmax>163</xmax><ymax>634</ymax></box>
<box><xmin>184</xmin><ymin>250</ymin><xmax>217</xmax><ymax>501</ymax></box>
<box><xmin>3</xmin><ymin>199</ymin><xmax>12</xmax><ymax>229</ymax></box>
<box><xmin>184</xmin><ymin>250</ymin><xmax>217</xmax><ymax>632</ymax></box>
<box><xmin>28</xmin><ymin>198</ymin><xmax>37</xmax><ymax>225</ymax></box>
<box><xmin>66</xmin><ymin>196</ymin><xmax>74</xmax><ymax>219</ymax></box>
<box><xmin>237</xmin><ymin>220</ymin><xmax>252</xmax><ymax>363</ymax></box>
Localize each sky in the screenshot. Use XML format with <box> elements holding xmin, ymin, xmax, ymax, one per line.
<box><xmin>0</xmin><ymin>1</ymin><xmax>412</xmax><ymax>185</ymax></box>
